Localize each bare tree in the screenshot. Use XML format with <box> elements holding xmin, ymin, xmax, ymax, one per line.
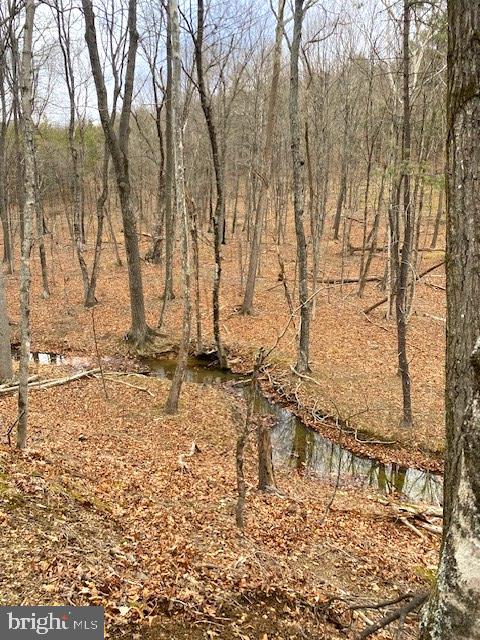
<box><xmin>17</xmin><ymin>0</ymin><xmax>35</xmax><ymax>449</ymax></box>
<box><xmin>241</xmin><ymin>0</ymin><xmax>285</xmax><ymax>315</ymax></box>
<box><xmin>395</xmin><ymin>0</ymin><xmax>413</xmax><ymax>428</ymax></box>
<box><xmin>192</xmin><ymin>0</ymin><xmax>227</xmax><ymax>368</ymax></box>
<box><xmin>290</xmin><ymin>0</ymin><xmax>311</xmax><ymax>373</ymax></box>
<box><xmin>164</xmin><ymin>0</ymin><xmax>191</xmax><ymax>414</ymax></box>
<box><xmin>82</xmin><ymin>0</ymin><xmax>151</xmax><ymax>346</ymax></box>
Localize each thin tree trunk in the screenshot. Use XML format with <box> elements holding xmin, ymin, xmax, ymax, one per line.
<box><xmin>163</xmin><ymin>16</ymin><xmax>175</xmax><ymax>299</ymax></box>
<box><xmin>396</xmin><ymin>0</ymin><xmax>413</xmax><ymax>428</ymax></box>
<box><xmin>85</xmin><ymin>145</ymin><xmax>109</xmax><ymax>308</ymax></box>
<box><xmin>290</xmin><ymin>0</ymin><xmax>310</xmax><ymax>374</ymax></box>
<box><xmin>165</xmin><ymin>0</ymin><xmax>191</xmax><ymax>414</ymax></box>
<box><xmin>17</xmin><ymin>0</ymin><xmax>36</xmax><ymax>449</ymax></box>
<box><xmin>0</xmin><ymin>57</ymin><xmax>12</xmax><ymax>273</ymax></box>
<box><xmin>83</xmin><ymin>0</ymin><xmax>150</xmax><ymax>346</ymax></box>
<box><xmin>0</xmin><ymin>267</ymin><xmax>12</xmax><ymax>382</ymax></box>
<box><xmin>194</xmin><ymin>0</ymin><xmax>227</xmax><ymax>368</ymax></box>
<box><xmin>241</xmin><ymin>0</ymin><xmax>285</xmax><ymax>314</ymax></box>
<box><xmin>430</xmin><ymin>187</ymin><xmax>444</xmax><ymax>249</ymax></box>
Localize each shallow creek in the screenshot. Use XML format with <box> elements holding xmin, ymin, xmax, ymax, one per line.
<box><xmin>141</xmin><ymin>356</ymin><xmax>443</xmax><ymax>506</ymax></box>
<box><xmin>21</xmin><ymin>351</ymin><xmax>443</xmax><ymax>505</ymax></box>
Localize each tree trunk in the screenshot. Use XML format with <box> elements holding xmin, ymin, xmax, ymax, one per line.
<box><xmin>421</xmin><ymin>2</ymin><xmax>480</xmax><ymax>637</ymax></box>
<box><xmin>82</xmin><ymin>0</ymin><xmax>150</xmax><ymax>347</ymax></box>
<box><xmin>0</xmin><ymin>56</ymin><xmax>12</xmax><ymax>273</ymax></box>
<box><xmin>17</xmin><ymin>0</ymin><xmax>36</xmax><ymax>450</ymax></box>
<box><xmin>194</xmin><ymin>0</ymin><xmax>227</xmax><ymax>369</ymax></box>
<box><xmin>430</xmin><ymin>187</ymin><xmax>444</xmax><ymax>249</ymax></box>
<box><xmin>0</xmin><ymin>267</ymin><xmax>12</xmax><ymax>382</ymax></box>
<box><xmin>164</xmin><ymin>0</ymin><xmax>191</xmax><ymax>415</ymax></box>
<box><xmin>241</xmin><ymin>0</ymin><xmax>285</xmax><ymax>314</ymax></box>
<box><xmin>396</xmin><ymin>0</ymin><xmax>413</xmax><ymax>428</ymax></box>
<box><xmin>290</xmin><ymin>0</ymin><xmax>310</xmax><ymax>374</ymax></box>
<box><xmin>163</xmin><ymin>15</ymin><xmax>175</xmax><ymax>300</ymax></box>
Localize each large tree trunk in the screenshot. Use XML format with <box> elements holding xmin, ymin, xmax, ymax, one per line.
<box><xmin>421</xmin><ymin>1</ymin><xmax>480</xmax><ymax>637</ymax></box>
<box><xmin>17</xmin><ymin>0</ymin><xmax>36</xmax><ymax>450</ymax></box>
<box><xmin>0</xmin><ymin>267</ymin><xmax>12</xmax><ymax>382</ymax></box>
<box><xmin>164</xmin><ymin>0</ymin><xmax>191</xmax><ymax>415</ymax></box>
<box><xmin>290</xmin><ymin>0</ymin><xmax>310</xmax><ymax>374</ymax></box>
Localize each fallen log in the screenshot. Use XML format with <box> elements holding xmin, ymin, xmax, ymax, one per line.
<box><xmin>0</xmin><ymin>369</ymin><xmax>100</xmax><ymax>396</ymax></box>
<box><xmin>311</xmin><ymin>276</ymin><xmax>381</xmax><ymax>285</ymax></box>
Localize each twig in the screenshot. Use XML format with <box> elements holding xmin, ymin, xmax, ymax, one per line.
<box><xmin>6</xmin><ymin>411</ymin><xmax>25</xmax><ymax>446</ymax></box>
<box><xmin>95</xmin><ymin>375</ymin><xmax>154</xmax><ymax>396</ymax></box>
<box><xmin>355</xmin><ymin>592</ymin><xmax>428</xmax><ymax>639</ymax></box>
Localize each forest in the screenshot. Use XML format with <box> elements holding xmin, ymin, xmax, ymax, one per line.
<box><xmin>0</xmin><ymin>0</ymin><xmax>479</xmax><ymax>637</ymax></box>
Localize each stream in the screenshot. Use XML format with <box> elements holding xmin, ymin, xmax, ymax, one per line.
<box><xmin>18</xmin><ymin>351</ymin><xmax>443</xmax><ymax>505</ymax></box>
<box><xmin>141</xmin><ymin>357</ymin><xmax>443</xmax><ymax>506</ymax></box>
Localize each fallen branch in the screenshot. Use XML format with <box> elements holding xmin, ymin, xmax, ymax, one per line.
<box><xmin>315</xmin><ymin>276</ymin><xmax>380</xmax><ymax>285</ymax></box>
<box><xmin>355</xmin><ymin>591</ymin><xmax>428</xmax><ymax>639</ymax></box>
<box><xmin>0</xmin><ymin>369</ymin><xmax>100</xmax><ymax>396</ymax></box>
<box><xmin>97</xmin><ymin>374</ymin><xmax>154</xmax><ymax>396</ymax></box>
<box><xmin>0</xmin><ymin>375</ymin><xmax>39</xmax><ymax>391</ymax></box>
<box><xmin>363</xmin><ymin>260</ymin><xmax>445</xmax><ymax>315</ymax></box>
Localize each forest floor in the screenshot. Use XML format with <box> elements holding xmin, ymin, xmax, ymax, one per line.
<box><xmin>0</xmin><ymin>224</ymin><xmax>445</xmax><ymax>637</ymax></box>
<box><xmin>0</xmin><ymin>364</ymin><xmax>438</xmax><ymax>639</ymax></box>
<box><xmin>4</xmin><ymin>222</ymin><xmax>446</xmax><ymax>470</ymax></box>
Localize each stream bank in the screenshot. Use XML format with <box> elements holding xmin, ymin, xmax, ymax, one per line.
<box><xmin>12</xmin><ymin>348</ymin><xmax>443</xmax><ymax>505</ymax></box>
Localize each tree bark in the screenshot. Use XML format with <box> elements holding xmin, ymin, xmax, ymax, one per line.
<box><xmin>82</xmin><ymin>0</ymin><xmax>150</xmax><ymax>346</ymax></box>
<box><xmin>0</xmin><ymin>267</ymin><xmax>12</xmax><ymax>382</ymax></box>
<box><xmin>194</xmin><ymin>0</ymin><xmax>227</xmax><ymax>368</ymax></box>
<box><xmin>17</xmin><ymin>0</ymin><xmax>36</xmax><ymax>449</ymax></box>
<box><xmin>164</xmin><ymin>0</ymin><xmax>191</xmax><ymax>415</ymax></box>
<box><xmin>421</xmin><ymin>1</ymin><xmax>480</xmax><ymax>637</ymax></box>
<box><xmin>290</xmin><ymin>0</ymin><xmax>310</xmax><ymax>373</ymax></box>
<box><xmin>396</xmin><ymin>0</ymin><xmax>413</xmax><ymax>428</ymax></box>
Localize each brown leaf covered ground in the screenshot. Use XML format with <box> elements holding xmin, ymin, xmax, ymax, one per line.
<box><xmin>0</xmin><ymin>369</ymin><xmax>438</xmax><ymax>638</ymax></box>
<box><xmin>4</xmin><ymin>220</ymin><xmax>446</xmax><ymax>467</ymax></box>
<box><xmin>0</xmin><ymin>222</ymin><xmax>444</xmax><ymax>637</ymax></box>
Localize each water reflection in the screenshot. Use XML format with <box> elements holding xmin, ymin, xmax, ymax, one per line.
<box><xmin>242</xmin><ymin>382</ymin><xmax>443</xmax><ymax>505</ymax></box>
<box><xmin>11</xmin><ymin>351</ymin><xmax>66</xmax><ymax>365</ymax></box>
